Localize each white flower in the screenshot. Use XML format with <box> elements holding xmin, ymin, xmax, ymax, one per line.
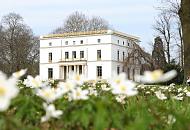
<box><xmin>41</xmin><ymin>103</ymin><xmax>63</xmax><ymax>122</ymax></box>
<box><xmin>186</xmin><ymin>92</ymin><xmax>190</xmax><ymax>97</ymax></box>
<box><xmin>169</xmin><ymin>83</ymin><xmax>175</xmax><ymax>87</ymax></box>
<box><xmin>150</xmin><ymin>87</ymin><xmax>156</xmax><ymax>92</ymax></box>
<box><xmin>24</xmin><ymin>75</ymin><xmax>44</xmax><ymax>88</ymax></box>
<box><xmin>178</xmin><ymin>88</ymin><xmax>183</xmax><ymax>92</ymax></box>
<box><xmin>167</xmin><ymin>114</ymin><xmax>176</xmax><ymax>124</ymax></box>
<box><xmin>68</xmin><ymin>87</ymin><xmax>89</xmax><ymax>101</ymax></box>
<box><xmin>135</xmin><ymin>70</ymin><xmax>177</xmax><ymax>83</ymax></box>
<box><xmin>146</xmin><ymin>91</ymin><xmax>151</xmax><ymax>94</ymax></box>
<box><xmin>12</xmin><ymin>69</ymin><xmax>27</xmax><ymax>79</ymax></box>
<box><xmin>0</xmin><ymin>72</ymin><xmax>19</xmax><ymax>111</ymax></box>
<box><xmin>88</xmin><ymin>87</ymin><xmax>98</xmax><ymax>96</ymax></box>
<box><xmin>137</xmin><ymin>84</ymin><xmax>146</xmax><ymax>89</ymax></box>
<box><xmin>168</xmin><ymin>84</ymin><xmax>175</xmax><ymax>91</ymax></box>
<box><xmin>183</xmin><ymin>88</ymin><xmax>188</xmax><ymax>93</ymax></box>
<box><xmin>155</xmin><ymin>91</ymin><xmax>167</xmax><ymax>100</ymax></box>
<box><xmin>69</xmin><ymin>73</ymin><xmax>85</xmax><ymax>85</ymax></box>
<box><xmin>111</xmin><ymin>80</ymin><xmax>138</xmax><ymax>96</ymax></box>
<box><xmin>109</xmin><ymin>73</ymin><xmax>126</xmax><ymax>86</ymax></box>
<box><xmin>36</xmin><ymin>87</ymin><xmax>63</xmax><ymax>103</ymax></box>
<box><xmin>177</xmin><ymin>93</ymin><xmax>183</xmax><ymax>97</ymax></box>
<box><xmin>57</xmin><ymin>80</ymin><xmax>76</xmax><ymax>94</ymax></box>
<box><xmin>101</xmin><ymin>84</ymin><xmax>111</xmax><ymax>91</ymax></box>
<box><xmin>109</xmin><ymin>73</ymin><xmax>138</xmax><ymax>96</ymax></box>
<box><xmin>160</xmin><ymin>86</ymin><xmax>169</xmax><ymax>91</ymax></box>
<box><xmin>115</xmin><ymin>94</ymin><xmax>127</xmax><ymax>104</ymax></box>
<box><xmin>172</xmin><ymin>96</ymin><xmax>183</xmax><ymax>101</ymax></box>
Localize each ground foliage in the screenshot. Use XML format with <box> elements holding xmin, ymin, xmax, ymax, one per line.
<box><xmin>0</xmin><ymin>82</ymin><xmax>190</xmax><ymax>130</ymax></box>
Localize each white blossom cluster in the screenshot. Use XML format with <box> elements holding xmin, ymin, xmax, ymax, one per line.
<box><xmin>0</xmin><ymin>69</ymin><xmax>26</xmax><ymax>111</ymax></box>
<box><xmin>137</xmin><ymin>83</ymin><xmax>190</xmax><ymax>101</ymax></box>
<box><xmin>0</xmin><ymin>69</ymin><xmax>180</xmax><ymax>123</ymax></box>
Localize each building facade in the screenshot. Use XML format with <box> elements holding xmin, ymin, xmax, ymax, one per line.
<box><xmin>40</xmin><ymin>30</ymin><xmax>141</xmax><ymax>80</ymax></box>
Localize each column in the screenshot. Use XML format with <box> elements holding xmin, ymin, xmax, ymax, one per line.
<box><xmin>68</xmin><ymin>65</ymin><xmax>70</xmax><ymax>79</ymax></box>
<box><xmin>83</xmin><ymin>65</ymin><xmax>87</xmax><ymax>78</ymax></box>
<box><xmin>85</xmin><ymin>65</ymin><xmax>88</xmax><ymax>79</ymax></box>
<box><xmin>76</xmin><ymin>65</ymin><xmax>78</xmax><ymax>75</ymax></box>
<box><xmin>66</xmin><ymin>65</ymin><xmax>68</xmax><ymax>79</ymax></box>
<box><xmin>62</xmin><ymin>66</ymin><xmax>64</xmax><ymax>80</ymax></box>
<box><xmin>74</xmin><ymin>65</ymin><xmax>77</xmax><ymax>74</ymax></box>
<box><xmin>61</xmin><ymin>66</ymin><xmax>64</xmax><ymax>79</ymax></box>
<box><xmin>82</xmin><ymin>65</ymin><xmax>84</xmax><ymax>76</ymax></box>
<box><xmin>59</xmin><ymin>66</ymin><xmax>62</xmax><ymax>79</ymax></box>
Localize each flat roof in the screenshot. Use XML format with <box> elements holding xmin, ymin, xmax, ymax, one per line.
<box><xmin>40</xmin><ymin>30</ymin><xmax>140</xmax><ymax>42</ymax></box>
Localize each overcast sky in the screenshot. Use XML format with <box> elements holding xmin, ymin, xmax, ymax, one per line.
<box><xmin>0</xmin><ymin>0</ymin><xmax>160</xmax><ymax>52</ymax></box>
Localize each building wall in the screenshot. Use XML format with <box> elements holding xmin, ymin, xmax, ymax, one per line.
<box><xmin>40</xmin><ymin>48</ymin><xmax>62</xmax><ymax>63</ymax></box>
<box><xmin>40</xmin><ymin>35</ymin><xmax>112</xmax><ymax>48</ymax></box>
<box><xmin>87</xmin><ymin>61</ymin><xmax>112</xmax><ymax>80</ymax></box>
<box><xmin>40</xmin><ymin>64</ymin><xmax>59</xmax><ymax>80</ymax></box>
<box><xmin>40</xmin><ymin>33</ymin><xmax>140</xmax><ymax>80</ymax></box>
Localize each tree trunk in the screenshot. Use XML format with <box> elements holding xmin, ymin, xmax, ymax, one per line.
<box><xmin>167</xmin><ymin>41</ymin><xmax>170</xmax><ymax>63</ymax></box>
<box><xmin>179</xmin><ymin>29</ymin><xmax>184</xmax><ymax>68</ymax></box>
<box><xmin>179</xmin><ymin>0</ymin><xmax>190</xmax><ymax>83</ymax></box>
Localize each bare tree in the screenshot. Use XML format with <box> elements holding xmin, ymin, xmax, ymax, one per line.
<box><xmin>179</xmin><ymin>0</ymin><xmax>190</xmax><ymax>82</ymax></box>
<box><xmin>159</xmin><ymin>0</ymin><xmax>181</xmax><ymax>15</ymax></box>
<box><xmin>88</xmin><ymin>16</ymin><xmax>109</xmax><ymax>31</ymax></box>
<box><xmin>52</xmin><ymin>27</ymin><xmax>64</xmax><ymax>34</ymax></box>
<box><xmin>153</xmin><ymin>12</ymin><xmax>173</xmax><ymax>64</ymax></box>
<box><xmin>164</xmin><ymin>0</ymin><xmax>183</xmax><ymax>67</ymax></box>
<box><xmin>52</xmin><ymin>11</ymin><xmax>111</xmax><ymax>33</ymax></box>
<box><xmin>0</xmin><ymin>12</ymin><xmax>39</xmax><ymax>75</ymax></box>
<box><xmin>155</xmin><ymin>0</ymin><xmax>184</xmax><ymax>66</ymax></box>
<box><xmin>125</xmin><ymin>43</ymin><xmax>155</xmax><ymax>74</ymax></box>
<box><xmin>175</xmin><ymin>20</ymin><xmax>183</xmax><ymax>67</ymax></box>
<box><xmin>63</xmin><ymin>11</ymin><xmax>89</xmax><ymax>33</ymax></box>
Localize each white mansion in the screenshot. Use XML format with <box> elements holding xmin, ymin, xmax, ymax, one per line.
<box><xmin>40</xmin><ymin>30</ymin><xmax>141</xmax><ymax>80</ymax></box>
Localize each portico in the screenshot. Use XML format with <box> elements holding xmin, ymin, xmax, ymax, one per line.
<box><xmin>59</xmin><ymin>61</ymin><xmax>87</xmax><ymax>80</ymax></box>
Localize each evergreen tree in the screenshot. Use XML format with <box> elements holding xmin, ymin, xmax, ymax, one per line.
<box><xmin>152</xmin><ymin>37</ymin><xmax>167</xmax><ymax>69</ymax></box>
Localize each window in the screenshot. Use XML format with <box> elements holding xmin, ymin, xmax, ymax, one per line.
<box><xmin>97</xmin><ymin>66</ymin><xmax>102</xmax><ymax>78</ymax></box>
<box><xmin>48</xmin><ymin>68</ymin><xmax>53</xmax><ymax>79</ymax></box>
<box><xmin>123</xmin><ymin>41</ymin><xmax>125</xmax><ymax>45</ymax></box>
<box><xmin>80</xmin><ymin>40</ymin><xmax>83</xmax><ymax>44</ymax></box>
<box><xmin>97</xmin><ymin>50</ymin><xmax>101</xmax><ymax>60</ymax></box>
<box><xmin>123</xmin><ymin>52</ymin><xmax>125</xmax><ymax>61</ymax></box>
<box><xmin>65</xmin><ymin>41</ymin><xmax>68</xmax><ymax>45</ymax></box>
<box><xmin>48</xmin><ymin>52</ymin><xmax>52</xmax><ymax>62</ymax></box>
<box><xmin>80</xmin><ymin>51</ymin><xmax>84</xmax><ymax>59</ymax></box>
<box><xmin>49</xmin><ymin>42</ymin><xmax>52</xmax><ymax>46</ymax></box>
<box><xmin>122</xmin><ymin>66</ymin><xmax>125</xmax><ymax>72</ymax></box>
<box><xmin>72</xmin><ymin>51</ymin><xmax>76</xmax><ymax>59</ymax></box>
<box><xmin>72</xmin><ymin>66</ymin><xmax>74</xmax><ymax>71</ymax></box>
<box><xmin>97</xmin><ymin>39</ymin><xmax>101</xmax><ymax>43</ymax></box>
<box><xmin>73</xmin><ymin>41</ymin><xmax>76</xmax><ymax>45</ymax></box>
<box><xmin>65</xmin><ymin>52</ymin><xmax>69</xmax><ymax>59</ymax></box>
<box><xmin>117</xmin><ymin>50</ymin><xmax>119</xmax><ymax>61</ymax></box>
<box><xmin>117</xmin><ymin>66</ymin><xmax>120</xmax><ymax>75</ymax></box>
<box><xmin>79</xmin><ymin>65</ymin><xmax>82</xmax><ymax>74</ymax></box>
<box><xmin>128</xmin><ymin>42</ymin><xmax>130</xmax><ymax>46</ymax></box>
<box><xmin>117</xmin><ymin>40</ymin><xmax>119</xmax><ymax>44</ymax></box>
